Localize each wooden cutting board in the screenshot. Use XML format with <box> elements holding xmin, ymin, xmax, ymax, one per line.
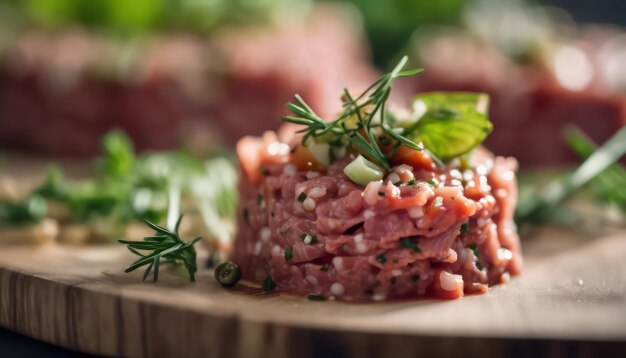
<box><xmin>1</xmin><ymin>226</ymin><xmax>625</xmax><ymax>357</ymax></box>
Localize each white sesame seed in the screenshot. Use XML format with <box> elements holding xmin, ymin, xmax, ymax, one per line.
<box><xmin>260</xmin><ymin>227</ymin><xmax>272</xmax><ymax>242</ymax></box>
<box><xmin>283</xmin><ymin>164</ymin><xmax>297</xmax><ymax>176</ymax></box>
<box><xmin>330</xmin><ymin>282</ymin><xmax>345</xmax><ymax>296</ymax></box>
<box><xmin>332</xmin><ymin>257</ymin><xmax>344</xmax><ymax>270</ymax></box>
<box><xmin>271</xmin><ymin>245</ymin><xmax>281</xmax><ymax>255</ymax></box>
<box><xmin>440</xmin><ymin>271</ymin><xmax>463</xmax><ymax>291</ymax></box>
<box><xmin>356</xmin><ymin>243</ymin><xmax>368</xmax><ymax>254</ymax></box>
<box><xmin>306</xmin><ymin>171</ymin><xmax>321</xmax><ymax>179</ymax></box>
<box><xmin>373</xmin><ymin>293</ymin><xmax>386</xmax><ymax>301</ymax></box>
<box><xmin>308</xmin><ymin>186</ymin><xmax>327</xmax><ymax>198</ymax></box>
<box><xmin>295</xmin><ymin>185</ymin><xmax>305</xmax><ymax>198</ymax></box>
<box><xmin>354</xmin><ymin>234</ymin><xmax>363</xmax><ymax>243</ymax></box>
<box><xmin>363</xmin><ymin>209</ymin><xmax>375</xmax><ymax>220</ymax></box>
<box><xmin>303</xmin><ymin>234</ymin><xmax>314</xmax><ymax>244</ymax></box>
<box><xmin>267</xmin><ymin>141</ymin><xmax>290</xmax><ymax>156</ymax></box>
<box><xmin>363</xmin><ymin>180</ymin><xmax>383</xmax><ymax>206</ymax></box>
<box><xmin>497</xmin><ymin>247</ymin><xmax>513</xmax><ymax>261</ymax></box>
<box><xmin>477</xmin><ymin>218</ymin><xmax>487</xmax><ymax>227</ymax></box>
<box><xmin>254</xmin><ymin>241</ymin><xmax>262</xmax><ymax>255</ymax></box>
<box><xmin>303</xmin><ymin>197</ymin><xmax>316</xmax><ymax>211</ymax></box>
<box><xmin>391</xmin><ymin>269</ymin><xmax>402</xmax><ymax>277</ymax></box>
<box><xmin>408</xmin><ymin>206</ymin><xmax>424</xmax><ymax>219</ymax></box>
<box><xmin>305</xmin><ymin>276</ymin><xmax>319</xmax><ymax>286</ymax></box>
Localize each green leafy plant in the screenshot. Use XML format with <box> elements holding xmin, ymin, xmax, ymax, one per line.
<box><xmin>516</xmin><ymin>125</ymin><xmax>626</xmax><ymax>225</ymax></box>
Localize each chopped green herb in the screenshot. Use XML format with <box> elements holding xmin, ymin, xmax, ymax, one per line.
<box><xmin>476</xmin><ymin>261</ymin><xmax>484</xmax><ymax>271</ymax></box>
<box><xmin>467</xmin><ymin>243</ymin><xmax>479</xmax><ymax>257</ymax></box>
<box><xmin>285</xmin><ymin>247</ymin><xmax>293</xmax><ymax>262</ymax></box>
<box><xmin>427</xmin><ymin>179</ymin><xmax>438</xmax><ymax>187</ymax></box>
<box><xmin>320</xmin><ymin>265</ymin><xmax>329</xmax><ymax>272</ymax></box>
<box><xmin>407</xmin><ymin>179</ymin><xmax>417</xmax><ymax>186</ymax></box>
<box><xmin>411</xmin><ymin>275</ymin><xmax>420</xmax><ymax>282</ymax></box>
<box><xmin>375</xmin><ymin>253</ymin><xmax>387</xmax><ymax>264</ymax></box>
<box><xmin>306</xmin><ymin>294</ymin><xmax>327</xmax><ymax>301</ymax></box>
<box><xmin>297</xmin><ymin>192</ymin><xmax>307</xmax><ymax>202</ymax></box>
<box><xmin>460</xmin><ymin>223</ymin><xmax>468</xmax><ymax>234</ymax></box>
<box><xmin>401</xmin><ymin>238</ymin><xmax>421</xmax><ymax>253</ymax></box>
<box><xmin>242</xmin><ymin>208</ymin><xmax>249</xmax><ymax>224</ymax></box>
<box><xmin>342</xmin><ymin>244</ymin><xmax>350</xmax><ymax>252</ymax></box>
<box><xmin>262</xmin><ymin>276</ymin><xmax>275</xmax><ymax>291</ymax></box>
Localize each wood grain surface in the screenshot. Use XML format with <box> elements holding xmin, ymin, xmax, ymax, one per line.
<box><xmin>0</xmin><ymin>226</ymin><xmax>625</xmax><ymax>357</ymax></box>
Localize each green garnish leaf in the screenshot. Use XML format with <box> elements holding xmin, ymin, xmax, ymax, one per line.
<box><xmin>262</xmin><ymin>276</ymin><xmax>276</xmax><ymax>291</ymax></box>
<box><xmin>119</xmin><ymin>215</ymin><xmax>201</xmax><ymax>282</ymax></box>
<box><xmin>375</xmin><ymin>253</ymin><xmax>387</xmax><ymax>264</ymax></box>
<box><xmin>406</xmin><ymin>92</ymin><xmax>492</xmax><ymax>161</ymax></box>
<box><xmin>306</xmin><ymin>294</ymin><xmax>327</xmax><ymax>301</ymax></box>
<box><xmin>297</xmin><ymin>192</ymin><xmax>307</xmax><ymax>202</ymax></box>
<box><xmin>285</xmin><ymin>247</ymin><xmax>293</xmax><ymax>262</ymax></box>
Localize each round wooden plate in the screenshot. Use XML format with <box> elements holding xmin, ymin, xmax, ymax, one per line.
<box><xmin>1</xmin><ymin>227</ymin><xmax>625</xmax><ymax>357</ymax></box>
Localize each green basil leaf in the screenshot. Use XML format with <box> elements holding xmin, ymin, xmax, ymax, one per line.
<box><xmin>409</xmin><ymin>92</ymin><xmax>492</xmax><ymax>161</ymax></box>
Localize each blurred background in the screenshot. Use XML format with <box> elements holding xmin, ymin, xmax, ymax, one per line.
<box><xmin>0</xmin><ymin>0</ymin><xmax>625</xmax><ymax>169</ymax></box>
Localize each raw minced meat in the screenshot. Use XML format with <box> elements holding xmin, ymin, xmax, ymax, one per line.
<box><xmin>232</xmin><ymin>132</ymin><xmax>522</xmax><ymax>301</ymax></box>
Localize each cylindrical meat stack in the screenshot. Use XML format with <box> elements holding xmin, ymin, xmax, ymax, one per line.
<box><xmin>0</xmin><ymin>4</ymin><xmax>376</xmax><ymax>156</ymax></box>
<box><xmin>233</xmin><ymin>132</ymin><xmax>522</xmax><ymax>301</ymax></box>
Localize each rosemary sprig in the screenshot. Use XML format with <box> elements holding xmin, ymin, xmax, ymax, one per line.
<box><xmin>281</xmin><ymin>55</ymin><xmax>424</xmax><ymax>170</ymax></box>
<box><xmin>119</xmin><ymin>215</ymin><xmax>202</xmax><ymax>282</ymax></box>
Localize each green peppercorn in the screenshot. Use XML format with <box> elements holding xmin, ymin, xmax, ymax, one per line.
<box><xmin>214</xmin><ymin>261</ymin><xmax>241</xmax><ymax>287</ymax></box>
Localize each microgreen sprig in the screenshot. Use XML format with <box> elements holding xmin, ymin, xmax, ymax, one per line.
<box><xmin>282</xmin><ymin>56</ymin><xmax>424</xmax><ymax>170</ymax></box>
<box><xmin>119</xmin><ymin>215</ymin><xmax>201</xmax><ymax>282</ymax></box>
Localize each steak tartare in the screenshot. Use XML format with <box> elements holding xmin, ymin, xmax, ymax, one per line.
<box><xmin>232</xmin><ymin>57</ymin><xmax>522</xmax><ymax>301</ymax></box>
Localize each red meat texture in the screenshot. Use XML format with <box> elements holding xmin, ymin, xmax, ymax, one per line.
<box><xmin>233</xmin><ymin>137</ymin><xmax>522</xmax><ymax>301</ymax></box>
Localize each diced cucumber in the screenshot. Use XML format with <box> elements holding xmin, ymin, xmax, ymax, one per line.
<box><xmin>306</xmin><ymin>141</ymin><xmax>330</xmax><ymax>167</ymax></box>
<box><xmin>343</xmin><ymin>155</ymin><xmax>384</xmax><ymax>186</ymax></box>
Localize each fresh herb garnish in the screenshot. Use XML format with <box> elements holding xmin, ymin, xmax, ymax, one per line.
<box><xmin>262</xmin><ymin>276</ymin><xmax>276</xmax><ymax>291</ymax></box>
<box><xmin>407</xmin><ymin>179</ymin><xmax>417</xmax><ymax>186</ymax></box>
<box><xmin>282</xmin><ymin>56</ymin><xmax>424</xmax><ymax>171</ymax></box>
<box><xmin>118</xmin><ymin>215</ymin><xmax>201</xmax><ymax>282</ymax></box>
<box><xmin>285</xmin><ymin>247</ymin><xmax>293</xmax><ymax>262</ymax></box>
<box><xmin>411</xmin><ymin>275</ymin><xmax>420</xmax><ymax>282</ymax></box>
<box><xmin>475</xmin><ymin>261</ymin><xmax>484</xmax><ymax>271</ymax></box>
<box><xmin>283</xmin><ymin>56</ymin><xmax>493</xmax><ymax>172</ymax></box>
<box><xmin>306</xmin><ymin>294</ymin><xmax>327</xmax><ymax>301</ymax></box>
<box><xmin>320</xmin><ymin>265</ymin><xmax>329</xmax><ymax>272</ymax></box>
<box><xmin>375</xmin><ymin>253</ymin><xmax>387</xmax><ymax>264</ymax></box>
<box><xmin>297</xmin><ymin>192</ymin><xmax>307</xmax><ymax>202</ymax></box>
<box><xmin>460</xmin><ymin>223</ymin><xmax>469</xmax><ymax>234</ymax></box>
<box><xmin>405</xmin><ymin>92</ymin><xmax>492</xmax><ymax>161</ymax></box>
<box><xmin>467</xmin><ymin>243</ymin><xmax>479</xmax><ymax>257</ymax></box>
<box><xmin>401</xmin><ymin>237</ymin><xmax>421</xmax><ymax>253</ymax></box>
